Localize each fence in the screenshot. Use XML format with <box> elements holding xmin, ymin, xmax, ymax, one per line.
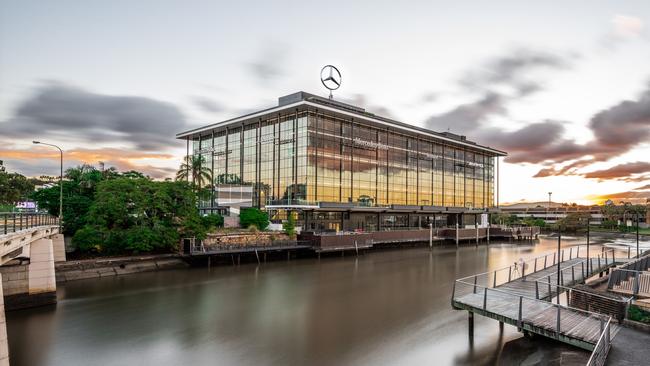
<box><xmin>1</xmin><ymin>212</ymin><xmax>59</xmax><ymax>235</ymax></box>
<box><xmin>586</xmin><ymin>317</ymin><xmax>612</xmax><ymax>366</ymax></box>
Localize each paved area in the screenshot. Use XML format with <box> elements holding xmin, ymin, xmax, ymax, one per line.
<box><xmin>606</xmin><ymin>326</ymin><xmax>650</xmax><ymax>365</ymax></box>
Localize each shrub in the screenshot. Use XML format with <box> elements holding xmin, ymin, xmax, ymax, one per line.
<box><xmin>201</xmin><ymin>213</ymin><xmax>224</xmax><ymax>231</ymax></box>
<box><xmin>283</xmin><ymin>212</ymin><xmax>296</xmax><ymax>238</ymax></box>
<box><xmin>72</xmin><ymin>226</ymin><xmax>104</xmax><ymax>253</ymax></box>
<box><xmin>628</xmin><ymin>305</ymin><xmax>650</xmax><ymax>323</ymax></box>
<box><xmin>239</xmin><ymin>208</ymin><xmax>269</xmax><ymax>230</ymax></box>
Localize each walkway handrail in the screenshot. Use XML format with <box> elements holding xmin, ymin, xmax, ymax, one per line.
<box><xmin>456</xmin><ymin>245</ymin><xmax>619</xmax><ymax>290</ymax></box>
<box><xmin>1</xmin><ymin>212</ymin><xmax>59</xmax><ymax>235</ymax></box>
<box><xmin>534</xmin><ymin>281</ymin><xmax>634</xmax><ymax>304</ymax></box>
<box><xmin>533</xmin><ymin>248</ymin><xmax>616</xmax><ymax>283</ymax></box>
<box><xmin>586</xmin><ymin>317</ymin><xmax>612</xmax><ymax>366</ymax></box>
<box><xmin>453</xmin><ymin>278</ymin><xmax>612</xmax><ymax>320</ymax></box>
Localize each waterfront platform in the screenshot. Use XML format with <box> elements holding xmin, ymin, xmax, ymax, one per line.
<box><xmin>452</xmin><ymin>246</ymin><xmax>626</xmax><ymax>354</ymax></box>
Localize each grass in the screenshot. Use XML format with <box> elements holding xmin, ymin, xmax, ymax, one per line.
<box><xmin>628</xmin><ymin>305</ymin><xmax>650</xmax><ymax>324</ymax></box>
<box><xmin>589</xmin><ymin>226</ymin><xmax>650</xmax><ymax>235</ymax></box>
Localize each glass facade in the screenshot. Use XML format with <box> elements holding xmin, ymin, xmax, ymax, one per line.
<box><xmin>189</xmin><ymin>110</ymin><xmax>497</xmax><ymax>214</ymax></box>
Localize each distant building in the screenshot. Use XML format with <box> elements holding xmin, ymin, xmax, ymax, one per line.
<box><xmin>176</xmin><ymin>91</ymin><xmax>507</xmax><ymax>231</ymax></box>
<box><xmin>502</xmin><ymin>201</ymin><xmax>649</xmax><ymax>227</ymax></box>
<box><xmin>501</xmin><ymin>202</ymin><xmax>603</xmax><ymax>224</ymax></box>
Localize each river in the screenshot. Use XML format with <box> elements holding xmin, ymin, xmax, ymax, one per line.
<box><xmin>6</xmin><ymin>235</ymin><xmax>649</xmax><ymax>366</ymax></box>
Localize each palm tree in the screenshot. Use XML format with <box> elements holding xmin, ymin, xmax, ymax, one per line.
<box><xmin>176</xmin><ymin>155</ymin><xmax>212</xmax><ymax>188</ymax></box>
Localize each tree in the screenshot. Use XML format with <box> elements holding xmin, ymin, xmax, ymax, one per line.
<box><xmin>201</xmin><ymin>213</ymin><xmax>224</xmax><ymax>231</ymax></box>
<box><xmin>555</xmin><ymin>212</ymin><xmax>590</xmax><ymax>232</ymax></box>
<box><xmin>283</xmin><ymin>211</ymin><xmax>296</xmax><ymax>238</ymax></box>
<box><xmin>73</xmin><ymin>178</ymin><xmax>204</xmax><ymax>254</ymax></box>
<box><xmin>490</xmin><ymin>213</ymin><xmax>520</xmax><ymax>226</ymax></box>
<box><xmin>32</xmin><ymin>164</ymin><xmax>106</xmax><ymax>236</ymax></box>
<box><xmin>176</xmin><ymin>155</ymin><xmax>212</xmax><ymax>187</ymax></box>
<box><xmin>239</xmin><ymin>207</ymin><xmax>269</xmax><ymax>230</ymax></box>
<box><xmin>0</xmin><ymin>170</ymin><xmax>35</xmax><ymax>205</ymax></box>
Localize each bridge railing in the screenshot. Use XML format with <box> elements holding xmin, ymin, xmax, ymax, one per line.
<box><xmin>455</xmin><ymin>245</ymin><xmax>617</xmax><ymax>290</ymax></box>
<box><xmin>452</xmin><ymin>278</ymin><xmax>611</xmax><ymax>344</ymax></box>
<box><xmin>586</xmin><ymin>317</ymin><xmax>612</xmax><ymax>366</ymax></box>
<box><xmin>1</xmin><ymin>212</ymin><xmax>59</xmax><ymax>235</ymax></box>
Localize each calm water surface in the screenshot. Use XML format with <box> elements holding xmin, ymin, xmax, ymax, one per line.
<box><xmin>7</xmin><ymin>235</ymin><xmax>649</xmax><ymax>366</ymax></box>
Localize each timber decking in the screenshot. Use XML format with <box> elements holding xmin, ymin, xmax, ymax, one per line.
<box><xmin>452</xmin><ymin>250</ymin><xmax>624</xmax><ymax>351</ymax></box>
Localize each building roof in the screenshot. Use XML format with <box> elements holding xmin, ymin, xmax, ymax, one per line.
<box><xmin>176</xmin><ymin>91</ymin><xmax>507</xmax><ymax>156</ymax></box>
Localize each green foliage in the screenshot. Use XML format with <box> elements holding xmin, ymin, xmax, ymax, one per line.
<box><xmin>201</xmin><ymin>214</ymin><xmax>224</xmax><ymax>231</ymax></box>
<box><xmin>555</xmin><ymin>212</ymin><xmax>591</xmax><ymax>231</ymax></box>
<box><xmin>176</xmin><ymin>155</ymin><xmax>212</xmax><ymax>187</ymax></box>
<box><xmin>73</xmin><ymin>178</ymin><xmax>203</xmax><ymax>255</ymax></box>
<box><xmin>0</xmin><ymin>204</ymin><xmax>15</xmax><ymax>212</ymax></box>
<box><xmin>72</xmin><ymin>226</ymin><xmax>103</xmax><ymax>252</ymax></box>
<box><xmin>490</xmin><ymin>213</ymin><xmax>520</xmax><ymax>225</ymax></box>
<box><xmin>628</xmin><ymin>305</ymin><xmax>650</xmax><ymax>323</ymax></box>
<box><xmin>32</xmin><ymin>165</ymin><xmax>103</xmax><ymax>236</ymax></box>
<box><xmin>240</xmin><ymin>207</ymin><xmax>269</xmax><ymax>230</ymax></box>
<box><xmin>0</xmin><ymin>170</ymin><xmax>35</xmax><ymax>205</ymax></box>
<box><xmin>283</xmin><ymin>212</ymin><xmax>296</xmax><ymax>238</ymax></box>
<box><xmin>601</xmin><ymin>219</ymin><xmax>618</xmax><ymax>229</ymax></box>
<box><xmin>522</xmin><ymin>217</ymin><xmax>546</xmax><ymax>227</ymax></box>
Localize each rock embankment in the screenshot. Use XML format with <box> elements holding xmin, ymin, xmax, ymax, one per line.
<box><xmin>55</xmin><ymin>254</ymin><xmax>188</xmax><ymax>283</ymax></box>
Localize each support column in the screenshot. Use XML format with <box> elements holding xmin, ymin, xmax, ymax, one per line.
<box><xmin>0</xmin><ymin>273</ymin><xmax>8</xmax><ymax>366</ymax></box>
<box><xmin>52</xmin><ymin>234</ymin><xmax>66</xmax><ymax>262</ymax></box>
<box><xmin>468</xmin><ymin>312</ymin><xmax>474</xmax><ymax>339</ymax></box>
<box><xmin>27</xmin><ymin>238</ymin><xmax>57</xmax><ymax>306</ymax></box>
<box><xmin>456</xmin><ymin>215</ymin><xmax>460</xmax><ymax>248</ymax></box>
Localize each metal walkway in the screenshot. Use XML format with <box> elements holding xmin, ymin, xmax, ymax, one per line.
<box><xmin>452</xmin><ymin>245</ymin><xmax>626</xmax><ymax>352</ymax></box>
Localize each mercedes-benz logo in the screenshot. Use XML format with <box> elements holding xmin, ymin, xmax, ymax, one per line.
<box><xmin>320</xmin><ymin>65</ymin><xmax>342</xmax><ymax>91</ymax></box>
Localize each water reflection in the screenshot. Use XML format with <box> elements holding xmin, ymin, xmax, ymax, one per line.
<box><xmin>6</xmin><ymin>236</ymin><xmax>649</xmax><ymax>366</ymax></box>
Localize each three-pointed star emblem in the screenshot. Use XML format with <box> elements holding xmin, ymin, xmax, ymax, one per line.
<box><xmin>320</xmin><ymin>65</ymin><xmax>342</xmax><ymax>90</ymax></box>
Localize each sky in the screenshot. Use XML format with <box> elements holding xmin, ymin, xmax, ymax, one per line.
<box><xmin>0</xmin><ymin>0</ymin><xmax>649</xmax><ymax>205</ymax></box>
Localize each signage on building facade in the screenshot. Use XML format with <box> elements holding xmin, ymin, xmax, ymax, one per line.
<box><xmin>353</xmin><ymin>137</ymin><xmax>388</xmax><ymax>150</ymax></box>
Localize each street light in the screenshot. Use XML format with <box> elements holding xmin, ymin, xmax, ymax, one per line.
<box><xmin>33</xmin><ymin>141</ymin><xmax>63</xmax><ymax>229</ymax></box>
<box><xmin>623</xmin><ymin>207</ymin><xmax>641</xmax><ymax>258</ymax></box>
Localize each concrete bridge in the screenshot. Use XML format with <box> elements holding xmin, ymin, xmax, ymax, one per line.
<box><xmin>0</xmin><ymin>213</ymin><xmax>64</xmax><ymax>366</ymax></box>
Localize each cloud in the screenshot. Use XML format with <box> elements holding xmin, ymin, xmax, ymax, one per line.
<box><xmin>581</xmin><ymin>161</ymin><xmax>650</xmax><ymax>181</ymax></box>
<box><xmin>425</xmin><ymin>92</ymin><xmax>507</xmax><ymax>133</ymax></box>
<box><xmin>1</xmin><ymin>82</ymin><xmax>187</xmax><ymax>152</ymax></box>
<box><xmin>0</xmin><ymin>146</ymin><xmax>177</xmax><ymax>178</ymax></box>
<box><xmin>590</xmin><ymin>189</ymin><xmax>650</xmax><ymax>204</ymax></box>
<box><xmin>423</xmin><ymin>48</ymin><xmax>650</xmax><ymax>180</ymax></box>
<box><xmin>342</xmin><ymin>94</ymin><xmax>395</xmax><ymax>118</ymax></box>
<box><xmin>247</xmin><ymin>42</ymin><xmax>289</xmax><ymax>85</ymax></box>
<box><xmin>612</xmin><ymin>15</ymin><xmax>644</xmax><ymax>38</ymax></box>
<box><xmin>424</xmin><ymin>48</ymin><xmax>582</xmax><ymax>165</ymax></box>
<box><xmin>420</xmin><ymin>92</ymin><xmax>438</xmax><ymax>104</ymax></box>
<box><xmin>192</xmin><ymin>96</ymin><xmax>223</xmax><ymax>113</ymax></box>
<box><xmin>534</xmin><ymin>85</ymin><xmax>650</xmax><ymax>177</ymax></box>
<box><xmin>588</xmin><ymin>87</ymin><xmax>650</xmax><ymax>154</ymax></box>
<box><xmin>458</xmin><ymin>48</ymin><xmax>571</xmax><ymax>95</ymax></box>
<box><xmin>600</xmin><ymin>15</ymin><xmax>646</xmax><ymax>49</ymax></box>
<box><xmin>634</xmin><ymin>184</ymin><xmax>650</xmax><ymax>191</ymax></box>
<box><xmin>425</xmin><ymin>48</ymin><xmax>573</xmax><ymax>135</ymax></box>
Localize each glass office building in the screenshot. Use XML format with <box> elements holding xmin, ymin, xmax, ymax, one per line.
<box><xmin>177</xmin><ymin>92</ymin><xmax>506</xmax><ymax>232</ymax></box>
